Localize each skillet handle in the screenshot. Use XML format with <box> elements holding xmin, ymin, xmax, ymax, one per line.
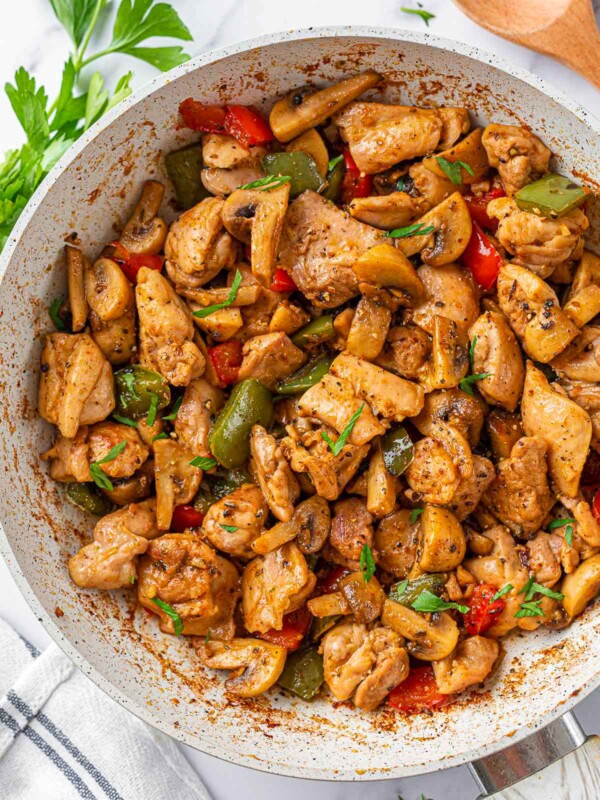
<box><xmin>469</xmin><ymin>712</ymin><xmax>599</xmax><ymax>798</ymax></box>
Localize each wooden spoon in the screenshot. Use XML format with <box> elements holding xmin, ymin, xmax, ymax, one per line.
<box><xmin>452</xmin><ymin>0</ymin><xmax>600</xmax><ymax>90</ymax></box>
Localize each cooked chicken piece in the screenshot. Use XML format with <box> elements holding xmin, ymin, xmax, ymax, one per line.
<box><xmin>558</xmin><ymin>494</ymin><xmax>600</xmax><ymax>548</ymax></box>
<box><xmin>373</xmin><ymin>509</ymin><xmax>419</xmax><ymax>578</ymax></box>
<box><xmin>38</xmin><ymin>333</ymin><xmax>115</xmax><ymax>439</ymax></box>
<box><xmin>137</xmin><ymin>533</ymin><xmax>218</xmax><ymax>634</ymax></box>
<box><xmin>497</xmin><ymin>263</ymin><xmax>578</xmax><ymax>362</ymax></box>
<box><xmin>413</xmin><ymin>388</ymin><xmax>487</xmax><ymax>447</ymax></box>
<box><xmin>447</xmin><ymin>456</ymin><xmax>495</xmax><ymax>521</ymax></box>
<box><xmin>333</xmin><ymin>102</ymin><xmax>444</xmax><ymax>174</ymax></box>
<box><xmin>136</xmin><ymin>267</ymin><xmax>205</xmax><ymax>386</ymax></box>
<box><xmin>330</xmin><ymin>352</ymin><xmax>424</xmax><ymax>423</ymax></box>
<box><xmin>406</xmin><ymin>421</ymin><xmax>473</xmax><ymax>505</ymax></box>
<box><xmin>188</xmin><ymin>555</ymin><xmax>240</xmax><ymax>641</ymax></box>
<box><xmin>174</xmin><ymin>378</ymin><xmax>224</xmax><ymax>457</ymax></box>
<box><xmin>552</xmin><ymin>327</ymin><xmax>600</xmax><ymax>383</ymax></box>
<box><xmin>486</xmin><ymin>409</ymin><xmax>524</xmax><ymax>460</ymax></box>
<box><xmin>408</xmin><ymin>162</ymin><xmax>456</xmax><ymax>208</ymax></box>
<box><xmin>68</xmin><ymin>499</ymin><xmax>158</xmax><ymax>590</ymax></box>
<box><xmin>433</xmin><ymin>636</ymin><xmax>500</xmax><ymax>695</ymax></box>
<box><xmin>89</xmin><ymin>305</ymin><xmax>137</xmax><ymax>366</ymax></box>
<box><xmin>201</xmin><ymin>159</ymin><xmax>265</xmax><ymax>197</ymax></box>
<box><xmin>87</xmin><ymin>422</ymin><xmax>149</xmax><ymax>479</ymax></box>
<box><xmin>250</xmin><ymin>425</ymin><xmax>299</xmax><ymax>522</ymax></box>
<box><xmin>527</xmin><ymin>531</ymin><xmax>563</xmax><ymax>588</ymax></box>
<box><xmin>201</xmin><ymin>484</ymin><xmax>268</xmax><ymax>559</ymax></box>
<box><xmin>348</xmin><ymin>192</ymin><xmax>428</xmax><ymax>230</ymax></box>
<box><xmin>298</xmin><ymin>373</ymin><xmax>385</xmax><ymax>445</ymax></box>
<box><xmin>411</xmin><ymin>263</ymin><xmax>479</xmax><ymax>338</ymax></box>
<box><xmin>353</xmin><ymin>626</ymin><xmax>410</xmax><ymax>711</ymax></box>
<box><xmin>234</xmin><ymin>265</ymin><xmax>283</xmax><ymax>339</ymax></box>
<box><xmin>489</xmin><ymin>197</ymin><xmax>588</xmax><ymax>275</ymax></box>
<box><xmin>561</xmin><ymin>379</ymin><xmax>600</xmax><ymax>452</ymax></box>
<box><xmin>278</xmin><ymin>191</ymin><xmax>385</xmax><ymax>308</ymax></box>
<box><xmin>242</xmin><ymin>541</ymin><xmax>316</xmax><ymax>634</ymax></box>
<box><xmin>199</xmin><ymin>637</ymin><xmax>286</xmax><ymax>696</ymax></box>
<box><xmin>153</xmin><ymin>439</ymin><xmax>203</xmax><ymax>530</ymax></box>
<box><xmin>41</xmin><ymin>427</ymin><xmax>91</xmax><ymax>482</ymax></box>
<box><xmin>164</xmin><ymin>197</ymin><xmax>238</xmax><ymax>289</ymax></box>
<box><xmin>483</xmin><ymin>436</ymin><xmax>553</xmax><ymax>538</ymax></box>
<box><xmin>437</xmin><ymin>107</ymin><xmax>471</xmax><ymax>149</ymax></box>
<box><xmin>327</xmin><ymin>497</ymin><xmax>374</xmax><ymax>570</ymax></box>
<box><xmin>201</xmin><ymin>133</ymin><xmax>266</xmax><ymax>170</ymax></box>
<box><xmin>521</xmin><ymin>362</ymin><xmax>592</xmax><ymax>497</ymax></box>
<box><xmin>281</xmin><ymin>425</ymin><xmax>369</xmax><ymax>501</ymax></box>
<box><xmin>375</xmin><ymin>325</ymin><xmax>431</xmax><ymax>379</ymax></box>
<box><xmin>482</xmin><ymin>124</ymin><xmax>551</xmax><ymax>195</ymax></box>
<box><xmin>469</xmin><ymin>311</ymin><xmax>524</xmax><ymax>411</ymax></box>
<box><xmin>237</xmin><ymin>332</ymin><xmax>306</xmax><ymax>390</ymax></box>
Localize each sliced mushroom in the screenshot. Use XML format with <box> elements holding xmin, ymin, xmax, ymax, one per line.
<box><xmin>352</xmin><ymin>244</ymin><xmax>425</xmax><ymax>306</ymax></box>
<box><xmin>201</xmin><ymin>159</ymin><xmax>265</xmax><ymax>197</ymax></box>
<box><xmin>366</xmin><ymin>439</ymin><xmax>397</xmax><ymax>518</ymax></box>
<box><xmin>413</xmin><ymin>505</ymin><xmax>466</xmax><ymax>574</ymax></box>
<box><xmin>65</xmin><ymin>245</ymin><xmax>89</xmax><ymax>332</ymax></box>
<box><xmin>190</xmin><ymin>306</ymin><xmax>243</xmax><ymax>342</ymax></box>
<box><xmin>84</xmin><ymin>257</ymin><xmax>134</xmax><ymax>322</ymax></box>
<box><xmin>100</xmin><ymin>459</ymin><xmax>155</xmax><ymax>506</ymax></box>
<box><xmin>413</xmin><ymin>387</ymin><xmax>486</xmax><ymax>447</ymax></box>
<box><xmin>349</xmin><ymin>192</ymin><xmax>428</xmax><ymax>230</ymax></box>
<box><xmin>561</xmin><ymin>554</ymin><xmax>600</xmax><ymax>618</ymax></box>
<box><xmin>374</xmin><ymin>509</ymin><xmax>419</xmax><ymax>578</ymax></box>
<box><xmin>412</xmin><ymin>262</ymin><xmax>479</xmax><ymax>338</ymax></box>
<box><xmin>153</xmin><ymin>439</ymin><xmax>202</xmax><ymax>530</ymax></box>
<box><xmin>468</xmin><ymin>310</ymin><xmax>525</xmax><ymax>411</ymax></box>
<box><xmin>120</xmin><ymin>180</ymin><xmax>167</xmax><ymax>255</ymax></box>
<box><xmin>199</xmin><ymin>638</ymin><xmax>286</xmax><ymax>698</ymax></box>
<box><xmin>338</xmin><ymin>571</ymin><xmax>386</xmax><ymax>624</ymax></box>
<box><xmin>423</xmin><ymin>314</ymin><xmax>469</xmax><ymax>391</ymax></box>
<box><xmin>346</xmin><ymin>292</ymin><xmax>392</xmax><ymax>361</ymax></box>
<box><xmin>251</xmin><ymin>495</ymin><xmax>331</xmax><ymax>555</ymax></box>
<box><xmin>381</xmin><ymin>598</ymin><xmax>459</xmax><ymax>661</ymax></box>
<box><xmin>423</xmin><ymin>128</ymin><xmax>489</xmax><ymax>185</ymax></box>
<box><xmin>269</xmin><ymin>71</ymin><xmax>381</xmax><ymax>142</ymax></box>
<box><xmin>285</xmin><ymin>128</ymin><xmax>329</xmax><ymax>177</ymax></box>
<box><xmin>395</xmin><ymin>192</ymin><xmax>472</xmax><ymax>266</ymax></box>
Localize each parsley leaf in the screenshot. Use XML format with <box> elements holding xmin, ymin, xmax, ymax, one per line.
<box><xmin>110</xmin><ymin>0</ymin><xmax>192</xmax><ymax>53</ymax></box>
<box><xmin>84</xmin><ymin>72</ymin><xmax>109</xmax><ymax>130</ymax></box>
<box><xmin>384</xmin><ymin>222</ymin><xmax>435</xmax><ymax>239</ymax></box>
<box><xmin>468</xmin><ymin>335</ymin><xmax>477</xmax><ymax>370</ymax></box>
<box><xmin>565</xmin><ymin>524</ymin><xmax>574</xmax><ymax>547</ymax></box>
<box><xmin>548</xmin><ymin>517</ymin><xmax>575</xmax><ymax>530</ymax></box>
<box><xmin>49</xmin><ymin>297</ymin><xmax>68</xmax><ymax>330</ymax></box>
<box><xmin>162</xmin><ymin>396</ymin><xmax>182</xmax><ymax>421</ymax></box>
<box><xmin>193</xmin><ymin>269</ymin><xmax>243</xmax><ymax>319</ymax></box>
<box><xmin>146</xmin><ymin>391</ymin><xmax>159</xmax><ymax>427</ymax></box>
<box><xmin>396</xmin><ymin>177</ymin><xmax>405</xmax><ymax>192</ymax></box>
<box><xmin>411</xmin><ymin>590</ymin><xmax>469</xmax><ymax>615</ymax></box>
<box><xmin>220</xmin><ymin>524</ymin><xmax>239</xmax><ymax>533</ymax></box>
<box><xmin>49</xmin><ymin>0</ymin><xmax>104</xmax><ymax>48</ymax></box>
<box><xmin>492</xmin><ymin>584</ymin><xmax>513</xmax><ymax>602</ymax></box>
<box><xmin>321</xmin><ymin>404</ymin><xmax>365</xmax><ymax>456</ymax></box>
<box><xmin>436</xmin><ymin>157</ymin><xmax>475</xmax><ymax>185</ymax></box>
<box><xmin>5</xmin><ymin>68</ymin><xmax>49</xmax><ymax>152</ymax></box>
<box><xmin>515</xmin><ymin>600</ymin><xmax>545</xmax><ymax>619</ymax></box>
<box><xmin>89</xmin><ymin>440</ymin><xmax>127</xmax><ymax>491</ymax></box>
<box><xmin>238</xmin><ymin>175</ymin><xmax>292</xmax><ymax>191</ymax></box>
<box><xmin>401</xmin><ymin>6</ymin><xmax>436</xmax><ymax>25</ymax></box>
<box><xmin>410</xmin><ymin>508</ymin><xmax>424</xmax><ymax>524</ymax></box>
<box><xmin>112</xmin><ymin>413</ymin><xmax>138</xmax><ymax>428</ymax></box>
<box><xmin>190</xmin><ymin>456</ymin><xmax>218</xmax><ymax>470</ymax></box>
<box><xmin>359</xmin><ymin>543</ymin><xmax>376</xmax><ymax>582</ymax></box>
<box><xmin>327</xmin><ymin>154</ymin><xmax>344</xmax><ymax>172</ymax></box>
<box><xmin>152</xmin><ymin>597</ymin><xmax>183</xmax><ymax>635</ymax></box>
<box><xmin>121</xmin><ymin>372</ymin><xmax>139</xmax><ymax>397</ymax></box>
<box><xmin>204</xmin><ymin>630</ymin><xmax>211</xmax><ymax>645</ymax></box>
<box><xmin>525</xmin><ymin>582</ymin><xmax>564</xmax><ymax>602</ymax></box>
<box><xmin>152</xmin><ymin>432</ymin><xmax>169</xmax><ymax>441</ymax></box>
<box><xmin>459</xmin><ymin>373</ymin><xmax>491</xmax><ymax>396</ymax></box>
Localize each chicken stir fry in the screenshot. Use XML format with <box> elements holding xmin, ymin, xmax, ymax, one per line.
<box><xmin>41</xmin><ymin>72</ymin><xmax>600</xmax><ymax>715</ymax></box>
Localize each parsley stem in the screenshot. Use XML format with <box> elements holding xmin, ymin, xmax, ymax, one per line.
<box><xmin>73</xmin><ymin>0</ymin><xmax>107</xmax><ymax>70</ymax></box>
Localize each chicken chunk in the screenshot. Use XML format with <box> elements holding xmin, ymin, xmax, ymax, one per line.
<box><xmin>376</xmin><ymin>325</ymin><xmax>431</xmax><ymax>380</ymax></box>
<box><xmin>41</xmin><ymin>427</ymin><xmax>91</xmax><ymax>482</ymax></box>
<box><xmin>406</xmin><ymin>422</ymin><xmax>473</xmax><ymax>505</ymax></box>
<box><xmin>469</xmin><ymin>311</ymin><xmax>524</xmax><ymax>411</ymax></box>
<box><xmin>164</xmin><ymin>197</ymin><xmax>238</xmax><ymax>289</ymax></box>
<box><xmin>483</xmin><ymin>436</ymin><xmax>553</xmax><ymax>538</ymax></box>
<box><xmin>412</xmin><ymin>388</ymin><xmax>487</xmax><ymax>447</ymax></box>
<box><xmin>374</xmin><ymin>509</ymin><xmax>419</xmax><ymax>578</ymax></box>
<box><xmin>521</xmin><ymin>362</ymin><xmax>592</xmax><ymax>497</ymax></box>
<box><xmin>250</xmin><ymin>425</ymin><xmax>299</xmax><ymax>522</ymax></box>
<box><xmin>321</xmin><ymin>621</ymin><xmax>409</xmax><ymax>709</ymax></box>
<box><xmin>237</xmin><ymin>332</ymin><xmax>306</xmax><ymax>390</ymax></box>
<box><xmin>89</xmin><ymin>305</ymin><xmax>137</xmax><ymax>366</ymax></box>
<box><xmin>242</xmin><ymin>542</ymin><xmax>316</xmax><ymax>634</ymax></box>
<box><xmin>278</xmin><ymin>191</ymin><xmax>385</xmax><ymax>308</ymax></box>
<box><xmin>137</xmin><ymin>533</ymin><xmax>219</xmax><ymax>634</ymax></box>
<box><xmin>201</xmin><ymin>133</ymin><xmax>265</xmax><ymax>170</ymax></box>
<box><xmin>201</xmin><ymin>484</ymin><xmax>268</xmax><ymax>559</ymax></box>
<box><xmin>38</xmin><ymin>333</ymin><xmax>115</xmax><ymax>438</ymax></box>
<box><xmin>87</xmin><ymin>422</ymin><xmax>149</xmax><ymax>479</ymax></box>
<box><xmin>174</xmin><ymin>378</ymin><xmax>224</xmax><ymax>457</ymax></box>
<box><xmin>333</xmin><ymin>103</ymin><xmax>444</xmax><ymax>174</ymax></box>
<box><xmin>68</xmin><ymin>499</ymin><xmax>158</xmax><ymax>590</ymax></box>
<box><xmin>482</xmin><ymin>124</ymin><xmax>551</xmax><ymax>196</ymax></box>
<box><xmin>447</xmin><ymin>456</ymin><xmax>495</xmax><ymax>521</ymax></box>
<box><xmin>489</xmin><ymin>197</ymin><xmax>588</xmax><ymax>275</ymax></box>
<box><xmin>136</xmin><ymin>267</ymin><xmax>205</xmax><ymax>386</ymax></box>
<box><xmin>552</xmin><ymin>327</ymin><xmax>600</xmax><ymax>383</ymax></box>
<box><xmin>527</xmin><ymin>531</ymin><xmax>563</xmax><ymax>588</ymax></box>
<box><xmin>433</xmin><ymin>636</ymin><xmax>500</xmax><ymax>695</ymax></box>
<box><xmin>328</xmin><ymin>497</ymin><xmax>374</xmax><ymax>570</ymax></box>
<box><xmin>198</xmin><ymin>637</ymin><xmax>285</xmax><ymax>697</ymax></box>
<box><xmin>411</xmin><ymin>263</ymin><xmax>479</xmax><ymax>338</ymax></box>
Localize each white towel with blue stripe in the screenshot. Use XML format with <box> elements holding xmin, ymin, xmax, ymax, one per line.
<box><xmin>0</xmin><ymin>617</ymin><xmax>212</xmax><ymax>800</ymax></box>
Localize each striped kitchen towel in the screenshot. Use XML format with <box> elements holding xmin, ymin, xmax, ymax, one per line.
<box><xmin>0</xmin><ymin>617</ymin><xmax>212</xmax><ymax>800</ymax></box>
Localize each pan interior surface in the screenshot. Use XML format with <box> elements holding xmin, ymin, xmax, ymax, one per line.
<box><xmin>1</xmin><ymin>29</ymin><xmax>599</xmax><ymax>780</ymax></box>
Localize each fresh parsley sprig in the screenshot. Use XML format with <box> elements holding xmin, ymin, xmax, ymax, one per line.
<box><xmin>411</xmin><ymin>589</ymin><xmax>469</xmax><ymax>615</ymax></box>
<box><xmin>321</xmin><ymin>404</ymin><xmax>365</xmax><ymax>456</ymax></box>
<box><xmin>436</xmin><ymin>157</ymin><xmax>475</xmax><ymax>185</ymax></box>
<box><xmin>89</xmin><ymin>439</ymin><xmax>127</xmax><ymax>491</ymax></box>
<box><xmin>459</xmin><ymin>372</ymin><xmax>492</xmax><ymax>396</ymax></box>
<box><xmin>401</xmin><ymin>6</ymin><xmax>436</xmax><ymax>26</ymax></box>
<box><xmin>548</xmin><ymin>517</ymin><xmax>576</xmax><ymax>547</ymax></box>
<box><xmin>360</xmin><ymin>543</ymin><xmax>376</xmax><ymax>583</ymax></box>
<box><xmin>384</xmin><ymin>222</ymin><xmax>435</xmax><ymax>239</ymax></box>
<box><xmin>152</xmin><ymin>597</ymin><xmax>183</xmax><ymax>635</ymax></box>
<box><xmin>192</xmin><ymin>270</ymin><xmax>243</xmax><ymax>319</ymax></box>
<box><xmin>189</xmin><ymin>456</ymin><xmax>218</xmax><ymax>470</ymax></box>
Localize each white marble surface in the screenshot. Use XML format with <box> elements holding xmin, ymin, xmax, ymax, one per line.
<box><xmin>0</xmin><ymin>1</ymin><xmax>599</xmax><ymax>798</ymax></box>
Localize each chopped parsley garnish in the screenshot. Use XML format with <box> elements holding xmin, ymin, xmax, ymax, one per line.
<box><xmin>130</xmin><ymin>575</ymin><xmax>136</xmax><ymax>585</ymax></box>
<box><xmin>384</xmin><ymin>222</ymin><xmax>435</xmax><ymax>239</ymax></box>
<box><xmin>238</xmin><ymin>175</ymin><xmax>292</xmax><ymax>191</ymax></box>
<box><xmin>401</xmin><ymin>6</ymin><xmax>436</xmax><ymax>26</ymax></box>
<box><xmin>391</xmin><ymin>578</ymin><xmax>409</xmax><ymax>598</ymax></box>
<box><xmin>321</xmin><ymin>404</ymin><xmax>364</xmax><ymax>456</ymax></box>
<box><xmin>548</xmin><ymin>518</ymin><xmax>576</xmax><ymax>547</ymax></box>
<box><xmin>359</xmin><ymin>543</ymin><xmax>376</xmax><ymax>582</ymax></box>
<box><xmin>515</xmin><ymin>601</ymin><xmax>545</xmax><ymax>619</ymax></box>
<box><xmin>565</xmin><ymin>525</ymin><xmax>574</xmax><ymax>547</ymax></box>
<box><xmin>468</xmin><ymin>335</ymin><xmax>477</xmax><ymax>370</ymax></box>
<box><xmin>146</xmin><ymin>391</ymin><xmax>159</xmax><ymax>427</ymax></box>
<box><xmin>112</xmin><ymin>414</ymin><xmax>138</xmax><ymax>428</ymax></box>
<box><xmin>492</xmin><ymin>584</ymin><xmax>513</xmax><ymax>602</ymax></box>
<box><xmin>121</xmin><ymin>372</ymin><xmax>139</xmax><ymax>397</ymax></box>
<box><xmin>327</xmin><ymin>154</ymin><xmax>343</xmax><ymax>172</ymax></box>
<box><xmin>49</xmin><ymin>297</ymin><xmax>67</xmax><ymax>331</ymax></box>
<box><xmin>192</xmin><ymin>269</ymin><xmax>243</xmax><ymax>319</ymax></box>
<box><xmin>152</xmin><ymin>432</ymin><xmax>169</xmax><ymax>441</ymax></box>
<box><xmin>396</xmin><ymin>177</ymin><xmax>406</xmax><ymax>192</ymax></box>
<box><xmin>162</xmin><ymin>396</ymin><xmax>182</xmax><ymax>421</ymax></box>
<box><xmin>220</xmin><ymin>524</ymin><xmax>239</xmax><ymax>533</ymax></box>
<box><xmin>459</xmin><ymin>372</ymin><xmax>491</xmax><ymax>396</ymax></box>
<box><xmin>436</xmin><ymin>157</ymin><xmax>475</xmax><ymax>185</ymax></box>
<box><xmin>410</xmin><ymin>508</ymin><xmax>424</xmax><ymax>524</ymax></box>
<box><xmin>514</xmin><ymin>578</ymin><xmax>564</xmax><ymax>618</ymax></box>
<box><xmin>411</xmin><ymin>590</ymin><xmax>468</xmax><ymax>615</ymax></box>
<box><xmin>152</xmin><ymin>598</ymin><xmax>183</xmax><ymax>635</ymax></box>
<box><xmin>89</xmin><ymin>440</ymin><xmax>127</xmax><ymax>491</ymax></box>
<box><xmin>204</xmin><ymin>630</ymin><xmax>211</xmax><ymax>645</ymax></box>
<box><xmin>190</xmin><ymin>456</ymin><xmax>218</xmax><ymax>470</ymax></box>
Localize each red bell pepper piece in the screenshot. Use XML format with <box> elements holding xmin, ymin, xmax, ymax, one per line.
<box><xmin>171</xmin><ymin>505</ymin><xmax>204</xmax><ymax>532</ymax></box>
<box><xmin>259</xmin><ymin>606</ymin><xmax>312</xmax><ymax>651</ymax></box>
<box><xmin>318</xmin><ymin>565</ymin><xmax>351</xmax><ymax>594</ymax></box>
<box><xmin>109</xmin><ymin>241</ymin><xmax>164</xmax><ymax>283</ymax></box>
<box><xmin>464</xmin><ymin>583</ymin><xmax>505</xmax><ymax>636</ymax></box>
<box><xmin>223</xmin><ymin>105</ymin><xmax>274</xmax><ymax>149</ymax></box>
<box><xmin>207</xmin><ymin>340</ymin><xmax>243</xmax><ymax>387</ymax></box>
<box><xmin>340</xmin><ymin>148</ymin><xmax>372</xmax><ymax>204</ymax></box>
<box><xmin>465</xmin><ymin>187</ymin><xmax>506</xmax><ymax>231</ymax></box>
<box><xmin>270</xmin><ymin>268</ymin><xmax>297</xmax><ymax>293</ymax></box>
<box><xmin>592</xmin><ymin>489</ymin><xmax>600</xmax><ymax>522</ymax></box>
<box><xmin>461</xmin><ymin>221</ymin><xmax>503</xmax><ymax>291</ymax></box>
<box><xmin>388</xmin><ymin>666</ymin><xmax>451</xmax><ymax>713</ymax></box>
<box><xmin>179</xmin><ymin>99</ymin><xmax>226</xmax><ymax>132</ymax></box>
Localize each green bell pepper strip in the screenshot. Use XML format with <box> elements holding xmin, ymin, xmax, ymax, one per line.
<box><xmin>262</xmin><ymin>152</ymin><xmax>323</xmax><ymax>198</ymax></box>
<box><xmin>193</xmin><ymin>466</ymin><xmax>251</xmax><ymax>514</ymax></box>
<box><xmin>381</xmin><ymin>426</ymin><xmax>414</xmax><ymax>476</ymax></box>
<box><xmin>291</xmin><ymin>316</ymin><xmax>335</xmax><ymax>348</ymax></box>
<box><xmin>209</xmin><ymin>379</ymin><xmax>274</xmax><ymax>468</ymax></box>
<box><xmin>114</xmin><ymin>365</ymin><xmax>171</xmax><ymax>420</ymax></box>
<box><xmin>388</xmin><ymin>573</ymin><xmax>448</xmax><ymax>607</ymax></box>
<box><xmin>322</xmin><ymin>158</ymin><xmax>345</xmax><ymax>202</ymax></box>
<box><xmin>310</xmin><ymin>615</ymin><xmax>342</xmax><ymax>642</ymax></box>
<box><xmin>66</xmin><ymin>483</ymin><xmax>113</xmax><ymax>516</ymax></box>
<box><xmin>165</xmin><ymin>144</ymin><xmax>209</xmax><ymax>210</ymax></box>
<box><xmin>514</xmin><ymin>173</ymin><xmax>587</xmax><ymax>218</ymax></box>
<box><xmin>276</xmin><ymin>355</ymin><xmax>334</xmax><ymax>395</ymax></box>
<box><xmin>278</xmin><ymin>646</ymin><xmax>324</xmax><ymax>701</ymax></box>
